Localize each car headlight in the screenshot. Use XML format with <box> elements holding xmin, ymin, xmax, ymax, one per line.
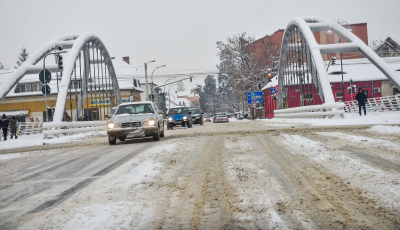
<box><xmin>168</xmin><ymin>117</ymin><xmax>172</xmax><ymax>121</ymax></box>
<box><xmin>107</xmin><ymin>122</ymin><xmax>115</xmax><ymax>129</ymax></box>
<box><xmin>183</xmin><ymin>116</ymin><xmax>187</xmax><ymax>120</ymax></box>
<box><xmin>148</xmin><ymin>118</ymin><xmax>156</xmax><ymax>126</ymax></box>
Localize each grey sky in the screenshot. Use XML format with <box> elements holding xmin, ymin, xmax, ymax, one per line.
<box><xmin>1</xmin><ymin>0</ymin><xmax>399</xmax><ymax>90</ymax></box>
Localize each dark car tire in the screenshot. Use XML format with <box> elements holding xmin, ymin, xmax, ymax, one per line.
<box><xmin>119</xmin><ymin>136</ymin><xmax>126</xmax><ymax>141</ymax></box>
<box><xmin>160</xmin><ymin>126</ymin><xmax>165</xmax><ymax>137</ymax></box>
<box><xmin>188</xmin><ymin>121</ymin><xmax>193</xmax><ymax>128</ymax></box>
<box><xmin>153</xmin><ymin>130</ymin><xmax>160</xmax><ymax>141</ymax></box>
<box><xmin>109</xmin><ymin>138</ymin><xmax>116</xmax><ymax>145</ymax></box>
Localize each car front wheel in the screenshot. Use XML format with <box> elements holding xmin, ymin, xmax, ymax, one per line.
<box><xmin>153</xmin><ymin>129</ymin><xmax>160</xmax><ymax>141</ymax></box>
<box><xmin>109</xmin><ymin>136</ymin><xmax>116</xmax><ymax>145</ymax></box>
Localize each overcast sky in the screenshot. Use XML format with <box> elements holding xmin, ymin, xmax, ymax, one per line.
<box><xmin>1</xmin><ymin>0</ymin><xmax>399</xmax><ymax>90</ymax></box>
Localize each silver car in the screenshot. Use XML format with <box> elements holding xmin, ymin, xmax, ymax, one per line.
<box><xmin>107</xmin><ymin>102</ymin><xmax>165</xmax><ymax>145</ymax></box>
<box><xmin>215</xmin><ymin>115</ymin><xmax>229</xmax><ymax>123</ymax></box>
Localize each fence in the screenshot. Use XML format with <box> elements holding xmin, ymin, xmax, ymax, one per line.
<box><xmin>344</xmin><ymin>95</ymin><xmax>400</xmax><ymax>113</ymax></box>
<box><xmin>16</xmin><ymin>122</ymin><xmax>44</xmax><ymax>135</ymax></box>
<box><xmin>274</xmin><ymin>103</ymin><xmax>345</xmax><ymax>119</ymax></box>
<box><xmin>43</xmin><ymin>121</ymin><xmax>107</xmax><ymax>139</ymax></box>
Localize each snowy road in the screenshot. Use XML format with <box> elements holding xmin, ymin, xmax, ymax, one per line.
<box><xmin>1</xmin><ymin>120</ymin><xmax>400</xmax><ymax>229</ymax></box>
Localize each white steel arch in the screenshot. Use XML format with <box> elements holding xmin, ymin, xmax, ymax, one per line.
<box><xmin>277</xmin><ymin>16</ymin><xmax>400</xmax><ymax>109</ymax></box>
<box><xmin>0</xmin><ymin>33</ymin><xmax>122</xmax><ymax>122</ymax></box>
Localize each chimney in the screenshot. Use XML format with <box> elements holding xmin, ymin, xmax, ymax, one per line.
<box><xmin>123</xmin><ymin>56</ymin><xmax>130</xmax><ymax>64</ymax></box>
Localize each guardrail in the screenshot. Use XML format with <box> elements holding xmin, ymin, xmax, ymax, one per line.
<box><xmin>274</xmin><ymin>103</ymin><xmax>345</xmax><ymax>119</ymax></box>
<box><xmin>344</xmin><ymin>95</ymin><xmax>400</xmax><ymax>113</ymax></box>
<box><xmin>43</xmin><ymin>121</ymin><xmax>107</xmax><ymax>139</ymax></box>
<box><xmin>17</xmin><ymin>122</ymin><xmax>44</xmax><ymax>135</ymax></box>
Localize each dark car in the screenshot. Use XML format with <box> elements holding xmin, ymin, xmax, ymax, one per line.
<box><xmin>167</xmin><ymin>106</ymin><xmax>193</xmax><ymax>129</ymax></box>
<box><xmin>189</xmin><ymin>108</ymin><xmax>204</xmax><ymax>125</ymax></box>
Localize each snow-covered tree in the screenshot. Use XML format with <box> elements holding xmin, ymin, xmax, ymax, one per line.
<box><xmin>15</xmin><ymin>47</ymin><xmax>29</xmax><ymax>69</ymax></box>
<box><xmin>176</xmin><ymin>80</ymin><xmax>186</xmax><ymax>92</ymax></box>
<box><xmin>0</xmin><ymin>62</ymin><xmax>4</xmax><ymax>70</ymax></box>
<box><xmin>192</xmin><ymin>75</ymin><xmax>218</xmax><ymax>114</ymax></box>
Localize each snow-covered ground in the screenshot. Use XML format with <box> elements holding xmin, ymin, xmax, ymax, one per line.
<box><xmin>262</xmin><ymin>111</ymin><xmax>400</xmax><ymax>126</ymax></box>
<box><xmin>0</xmin><ymin>131</ymin><xmax>106</xmax><ymax>152</ymax></box>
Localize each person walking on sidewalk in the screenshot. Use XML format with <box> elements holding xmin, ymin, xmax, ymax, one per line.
<box><xmin>10</xmin><ymin>116</ymin><xmax>18</xmax><ymax>139</ymax></box>
<box><xmin>1</xmin><ymin>114</ymin><xmax>10</xmax><ymax>141</ymax></box>
<box><xmin>355</xmin><ymin>88</ymin><xmax>368</xmax><ymax>116</ymax></box>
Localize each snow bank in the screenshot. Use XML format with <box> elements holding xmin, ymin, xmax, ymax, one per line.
<box><xmin>265</xmin><ymin>111</ymin><xmax>400</xmax><ymax>126</ymax></box>
<box><xmin>0</xmin><ymin>131</ymin><xmax>106</xmax><ymax>151</ymax></box>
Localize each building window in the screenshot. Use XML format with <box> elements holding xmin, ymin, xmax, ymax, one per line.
<box><xmin>15</xmin><ymin>82</ymin><xmax>44</xmax><ymax>93</ymax></box>
<box><xmin>302</xmin><ymin>93</ymin><xmax>314</xmax><ymax>100</ymax></box>
<box><xmin>69</xmin><ymin>80</ymin><xmax>82</xmax><ymax>89</ymax></box>
<box><xmin>335</xmin><ymin>92</ymin><xmax>343</xmax><ymax>98</ymax></box>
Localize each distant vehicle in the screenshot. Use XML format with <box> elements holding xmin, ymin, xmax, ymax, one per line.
<box><xmin>238</xmin><ymin>113</ymin><xmax>245</xmax><ymax>120</ymax></box>
<box><xmin>189</xmin><ymin>108</ymin><xmax>204</xmax><ymax>125</ymax></box>
<box><xmin>204</xmin><ymin>115</ymin><xmax>212</xmax><ymax>122</ymax></box>
<box><xmin>215</xmin><ymin>115</ymin><xmax>229</xmax><ymax>123</ymax></box>
<box><xmin>167</xmin><ymin>106</ymin><xmax>193</xmax><ymax>129</ymax></box>
<box><xmin>107</xmin><ymin>102</ymin><xmax>164</xmax><ymax>145</ymax></box>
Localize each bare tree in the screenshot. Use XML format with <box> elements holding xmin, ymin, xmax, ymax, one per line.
<box><xmin>370</xmin><ymin>38</ymin><xmax>385</xmax><ymax>51</ymax></box>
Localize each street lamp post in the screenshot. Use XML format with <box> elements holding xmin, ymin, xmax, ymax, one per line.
<box><xmin>150</xmin><ymin>65</ymin><xmax>166</xmax><ymax>101</ymax></box>
<box><xmin>144</xmin><ymin>60</ymin><xmax>155</xmax><ymax>101</ymax></box>
<box><xmin>327</xmin><ymin>20</ymin><xmax>352</xmax><ymax>102</ymax></box>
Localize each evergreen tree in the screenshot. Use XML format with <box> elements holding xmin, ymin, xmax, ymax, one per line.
<box><xmin>177</xmin><ymin>80</ymin><xmax>186</xmax><ymax>92</ymax></box>
<box><xmin>15</xmin><ymin>47</ymin><xmax>29</xmax><ymax>69</ymax></box>
<box><xmin>0</xmin><ymin>62</ymin><xmax>4</xmax><ymax>70</ymax></box>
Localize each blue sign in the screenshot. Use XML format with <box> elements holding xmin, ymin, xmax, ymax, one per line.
<box><xmin>247</xmin><ymin>91</ymin><xmax>263</xmax><ymax>104</ymax></box>
<box><xmin>271</xmin><ymin>88</ymin><xmax>276</xmax><ymax>94</ymax></box>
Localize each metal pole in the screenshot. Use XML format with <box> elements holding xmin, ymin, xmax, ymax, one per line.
<box><xmin>43</xmin><ymin>56</ymin><xmax>48</xmax><ymax>122</ymax></box>
<box><xmin>340</xmin><ymin>37</ymin><xmax>345</xmax><ymax>102</ymax></box>
<box><xmin>145</xmin><ymin>63</ymin><xmax>149</xmax><ymax>101</ymax></box>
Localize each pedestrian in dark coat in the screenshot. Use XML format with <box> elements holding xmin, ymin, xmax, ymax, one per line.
<box><xmin>355</xmin><ymin>88</ymin><xmax>368</xmax><ymax>116</ymax></box>
<box><xmin>1</xmin><ymin>114</ymin><xmax>10</xmax><ymax>141</ymax></box>
<box><xmin>10</xmin><ymin>116</ymin><xmax>18</xmax><ymax>139</ymax></box>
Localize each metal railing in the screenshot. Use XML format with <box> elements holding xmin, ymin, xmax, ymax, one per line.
<box><xmin>43</xmin><ymin>121</ymin><xmax>106</xmax><ymax>139</ymax></box>
<box><xmin>274</xmin><ymin>103</ymin><xmax>345</xmax><ymax>119</ymax></box>
<box><xmin>344</xmin><ymin>95</ymin><xmax>400</xmax><ymax>113</ymax></box>
<box><xmin>17</xmin><ymin>122</ymin><xmax>44</xmax><ymax>135</ymax></box>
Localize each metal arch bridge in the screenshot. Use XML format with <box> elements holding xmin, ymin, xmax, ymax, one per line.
<box><xmin>0</xmin><ymin>33</ymin><xmax>122</xmax><ymax>122</ymax></box>
<box><xmin>276</xmin><ymin>16</ymin><xmax>400</xmax><ymax>110</ymax></box>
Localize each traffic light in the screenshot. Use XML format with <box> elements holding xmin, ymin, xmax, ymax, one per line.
<box><xmin>347</xmin><ymin>87</ymin><xmax>351</xmax><ymax>93</ymax></box>
<box><xmin>352</xmin><ymin>85</ymin><xmax>357</xmax><ymax>93</ymax></box>
<box><xmin>331</xmin><ymin>57</ymin><xmax>336</xmax><ymax>65</ymax></box>
<box><xmin>267</xmin><ymin>68</ymin><xmax>272</xmax><ymax>79</ymax></box>
<box><xmin>47</xmin><ymin>108</ymin><xmax>53</xmax><ymax>118</ymax></box>
<box><xmin>58</xmin><ymin>55</ymin><xmax>63</xmax><ymax>70</ymax></box>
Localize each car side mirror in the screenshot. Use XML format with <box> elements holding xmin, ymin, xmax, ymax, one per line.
<box><xmin>158</xmin><ymin>110</ymin><xmax>164</xmax><ymax>114</ymax></box>
<box><xmin>105</xmin><ymin>115</ymin><xmax>109</xmax><ymax>118</ymax></box>
<box><xmin>201</xmin><ymin>112</ymin><xmax>204</xmax><ymax>114</ymax></box>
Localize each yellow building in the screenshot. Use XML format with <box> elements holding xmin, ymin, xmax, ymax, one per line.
<box><xmin>0</xmin><ymin>58</ymin><xmax>144</xmax><ymax>121</ymax></box>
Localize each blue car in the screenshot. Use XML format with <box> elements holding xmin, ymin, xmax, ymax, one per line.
<box><xmin>167</xmin><ymin>106</ymin><xmax>193</xmax><ymax>129</ymax></box>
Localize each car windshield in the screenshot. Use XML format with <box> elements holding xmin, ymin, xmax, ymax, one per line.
<box><xmin>115</xmin><ymin>104</ymin><xmax>154</xmax><ymax>115</ymax></box>
<box><xmin>168</xmin><ymin>108</ymin><xmax>187</xmax><ymax>115</ymax></box>
<box><xmin>218</xmin><ymin>115</ymin><xmax>227</xmax><ymax>118</ymax></box>
<box><xmin>189</xmin><ymin>109</ymin><xmax>201</xmax><ymax>114</ymax></box>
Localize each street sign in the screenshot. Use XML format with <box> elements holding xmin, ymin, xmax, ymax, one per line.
<box><xmin>41</xmin><ymin>84</ymin><xmax>51</xmax><ymax>96</ymax></box>
<box><xmin>247</xmin><ymin>91</ymin><xmax>263</xmax><ymax>104</ymax></box>
<box><xmin>39</xmin><ymin>69</ymin><xmax>51</xmax><ymax>84</ymax></box>
<box><xmin>129</xmin><ymin>96</ymin><xmax>133</xmax><ymax>101</ymax></box>
<box><xmin>252</xmin><ymin>103</ymin><xmax>257</xmax><ymax>109</ymax></box>
<box><xmin>270</xmin><ymin>88</ymin><xmax>276</xmax><ymax>94</ymax></box>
